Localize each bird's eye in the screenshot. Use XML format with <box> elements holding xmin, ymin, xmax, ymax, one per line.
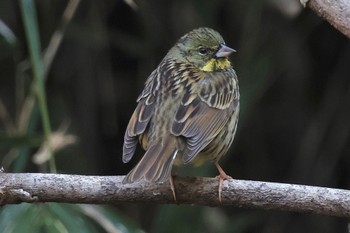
<box><xmin>198</xmin><ymin>47</ymin><xmax>208</xmax><ymax>55</ymax></box>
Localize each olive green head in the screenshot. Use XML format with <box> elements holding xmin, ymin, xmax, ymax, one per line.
<box><xmin>167</xmin><ymin>27</ymin><xmax>235</xmax><ymax>72</ymax></box>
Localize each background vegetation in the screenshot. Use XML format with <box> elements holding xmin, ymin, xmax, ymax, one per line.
<box><xmin>0</xmin><ymin>0</ymin><xmax>350</xmax><ymax>232</ymax></box>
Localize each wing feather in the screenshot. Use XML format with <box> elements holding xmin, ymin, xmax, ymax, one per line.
<box><xmin>122</xmin><ymin>69</ymin><xmax>159</xmax><ymax>163</ymax></box>
<box><xmin>171</xmin><ymin>69</ymin><xmax>239</xmax><ymax>163</ymax></box>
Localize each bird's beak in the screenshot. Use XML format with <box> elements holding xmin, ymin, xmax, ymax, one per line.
<box><xmin>215</xmin><ymin>44</ymin><xmax>236</xmax><ymax>58</ymax></box>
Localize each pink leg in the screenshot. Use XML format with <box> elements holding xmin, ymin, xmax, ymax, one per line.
<box><xmin>215</xmin><ymin>162</ymin><xmax>232</xmax><ymax>202</ymax></box>
<box><xmin>169</xmin><ymin>175</ymin><xmax>177</xmax><ymax>202</ymax></box>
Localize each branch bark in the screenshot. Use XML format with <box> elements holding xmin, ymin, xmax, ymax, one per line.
<box><xmin>304</xmin><ymin>0</ymin><xmax>350</xmax><ymax>38</ymax></box>
<box><xmin>1</xmin><ymin>173</ymin><xmax>350</xmax><ymax>217</ymax></box>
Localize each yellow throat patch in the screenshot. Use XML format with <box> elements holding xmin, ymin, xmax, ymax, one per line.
<box><xmin>200</xmin><ymin>58</ymin><xmax>231</xmax><ymax>72</ymax></box>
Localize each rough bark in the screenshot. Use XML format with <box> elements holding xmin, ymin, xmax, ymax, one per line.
<box><xmin>1</xmin><ymin>173</ymin><xmax>350</xmax><ymax>217</ymax></box>
<box><xmin>304</xmin><ymin>0</ymin><xmax>350</xmax><ymax>38</ymax></box>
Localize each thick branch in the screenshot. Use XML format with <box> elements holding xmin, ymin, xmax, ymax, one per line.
<box><xmin>0</xmin><ymin>173</ymin><xmax>350</xmax><ymax>217</ymax></box>
<box><xmin>304</xmin><ymin>0</ymin><xmax>350</xmax><ymax>38</ymax></box>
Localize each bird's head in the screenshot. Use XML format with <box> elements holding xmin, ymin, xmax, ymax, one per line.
<box><xmin>168</xmin><ymin>27</ymin><xmax>235</xmax><ymax>72</ymax></box>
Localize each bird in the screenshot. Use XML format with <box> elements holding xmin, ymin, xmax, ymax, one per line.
<box><xmin>122</xmin><ymin>27</ymin><xmax>240</xmax><ymax>202</ymax></box>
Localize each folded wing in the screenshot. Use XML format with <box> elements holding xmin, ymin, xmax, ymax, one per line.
<box><xmin>171</xmin><ymin>69</ymin><xmax>239</xmax><ymax>163</ymax></box>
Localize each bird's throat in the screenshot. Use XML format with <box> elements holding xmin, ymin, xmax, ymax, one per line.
<box><xmin>200</xmin><ymin>58</ymin><xmax>231</xmax><ymax>72</ymax></box>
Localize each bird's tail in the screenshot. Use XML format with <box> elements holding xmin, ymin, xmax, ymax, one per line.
<box><xmin>123</xmin><ymin>135</ymin><xmax>178</xmax><ymax>183</ymax></box>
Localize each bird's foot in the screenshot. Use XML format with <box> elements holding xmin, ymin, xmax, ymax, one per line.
<box><xmin>215</xmin><ymin>162</ymin><xmax>232</xmax><ymax>202</ymax></box>
<box><xmin>169</xmin><ymin>175</ymin><xmax>177</xmax><ymax>202</ymax></box>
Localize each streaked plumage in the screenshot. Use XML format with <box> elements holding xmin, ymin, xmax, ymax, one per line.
<box><xmin>122</xmin><ymin>27</ymin><xmax>239</xmax><ymax>201</ymax></box>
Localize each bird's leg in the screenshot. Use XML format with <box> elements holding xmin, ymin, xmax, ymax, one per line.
<box><xmin>169</xmin><ymin>175</ymin><xmax>177</xmax><ymax>202</ymax></box>
<box><xmin>215</xmin><ymin>162</ymin><xmax>232</xmax><ymax>202</ymax></box>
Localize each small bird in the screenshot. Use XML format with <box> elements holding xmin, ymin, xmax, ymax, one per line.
<box><xmin>122</xmin><ymin>27</ymin><xmax>239</xmax><ymax>201</ymax></box>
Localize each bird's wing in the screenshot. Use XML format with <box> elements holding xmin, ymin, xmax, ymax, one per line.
<box><xmin>171</xmin><ymin>69</ymin><xmax>239</xmax><ymax>163</ymax></box>
<box><xmin>122</xmin><ymin>68</ymin><xmax>159</xmax><ymax>163</ymax></box>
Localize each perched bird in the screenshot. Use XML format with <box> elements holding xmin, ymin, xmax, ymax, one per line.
<box><xmin>122</xmin><ymin>27</ymin><xmax>240</xmax><ymax>201</ymax></box>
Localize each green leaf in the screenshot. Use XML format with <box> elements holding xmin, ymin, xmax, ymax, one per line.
<box><xmin>19</xmin><ymin>0</ymin><xmax>55</xmax><ymax>172</ymax></box>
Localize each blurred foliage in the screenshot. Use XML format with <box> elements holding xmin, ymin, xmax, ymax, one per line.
<box><xmin>0</xmin><ymin>0</ymin><xmax>350</xmax><ymax>232</ymax></box>
<box><xmin>0</xmin><ymin>203</ymin><xmax>144</xmax><ymax>233</ymax></box>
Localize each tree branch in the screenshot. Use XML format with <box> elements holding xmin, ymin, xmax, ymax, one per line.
<box><xmin>1</xmin><ymin>173</ymin><xmax>350</xmax><ymax>217</ymax></box>
<box><xmin>303</xmin><ymin>0</ymin><xmax>350</xmax><ymax>39</ymax></box>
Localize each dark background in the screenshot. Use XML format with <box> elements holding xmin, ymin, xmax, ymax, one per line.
<box><xmin>1</xmin><ymin>0</ymin><xmax>350</xmax><ymax>232</ymax></box>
